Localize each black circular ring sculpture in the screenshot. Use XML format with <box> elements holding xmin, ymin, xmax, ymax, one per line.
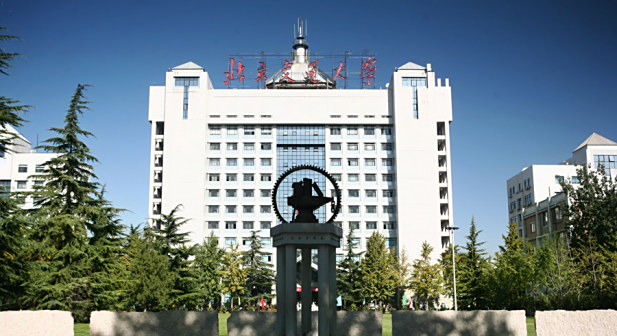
<box><xmin>271</xmin><ymin>164</ymin><xmax>342</xmax><ymax>224</ymax></box>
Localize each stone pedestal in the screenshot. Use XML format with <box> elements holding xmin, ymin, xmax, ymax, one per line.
<box><xmin>271</xmin><ymin>223</ymin><xmax>342</xmax><ymax>336</ymax></box>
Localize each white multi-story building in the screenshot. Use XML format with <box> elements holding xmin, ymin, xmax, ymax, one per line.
<box><xmin>147</xmin><ymin>29</ymin><xmax>454</xmax><ymax>264</ymax></box>
<box><xmin>506</xmin><ymin>133</ymin><xmax>617</xmax><ymax>245</ymax></box>
<box><xmin>0</xmin><ymin>125</ymin><xmax>56</xmax><ymax>208</ymax></box>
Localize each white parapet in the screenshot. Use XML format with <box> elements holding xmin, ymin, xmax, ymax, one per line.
<box><xmin>0</xmin><ymin>310</ymin><xmax>74</xmax><ymax>336</ymax></box>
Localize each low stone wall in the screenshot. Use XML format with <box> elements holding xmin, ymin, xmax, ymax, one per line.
<box><xmin>535</xmin><ymin>310</ymin><xmax>617</xmax><ymax>336</ymax></box>
<box><xmin>392</xmin><ymin>310</ymin><xmax>526</xmax><ymax>336</ymax></box>
<box><xmin>89</xmin><ymin>311</ymin><xmax>218</xmax><ymax>336</ymax></box>
<box><xmin>227</xmin><ymin>311</ymin><xmax>382</xmax><ymax>336</ymax></box>
<box><xmin>0</xmin><ymin>310</ymin><xmax>74</xmax><ymax>336</ymax></box>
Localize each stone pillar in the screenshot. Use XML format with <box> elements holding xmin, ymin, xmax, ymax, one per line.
<box><xmin>318</xmin><ymin>245</ymin><xmax>330</xmax><ymax>336</ymax></box>
<box><xmin>301</xmin><ymin>249</ymin><xmax>312</xmax><ymax>336</ymax></box>
<box><xmin>276</xmin><ymin>247</ymin><xmax>286</xmax><ymax>336</ymax></box>
<box><xmin>285</xmin><ymin>245</ymin><xmax>297</xmax><ymax>336</ymax></box>
<box><xmin>329</xmin><ymin>246</ymin><xmax>337</xmax><ymax>333</ymax></box>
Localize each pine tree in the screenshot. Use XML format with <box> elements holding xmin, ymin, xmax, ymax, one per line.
<box><xmin>337</xmin><ymin>227</ymin><xmax>363</xmax><ymax>308</ymax></box>
<box><xmin>242</xmin><ymin>231</ymin><xmax>275</xmax><ymax>304</ymax></box>
<box><xmin>458</xmin><ymin>217</ymin><xmax>490</xmax><ymax>309</ymax></box>
<box><xmin>193</xmin><ymin>233</ymin><xmax>224</xmax><ymax>309</ymax></box>
<box><xmin>221</xmin><ymin>244</ymin><xmax>247</xmax><ymax>309</ymax></box>
<box><xmin>0</xmin><ymin>26</ymin><xmax>28</xmax><ymax>151</ymax></box>
<box><xmin>360</xmin><ymin>232</ymin><xmax>396</xmax><ymax>307</ymax></box>
<box><xmin>439</xmin><ymin>243</ymin><xmax>462</xmax><ymax>305</ymax></box>
<box><xmin>409</xmin><ymin>242</ymin><xmax>445</xmax><ymax>309</ymax></box>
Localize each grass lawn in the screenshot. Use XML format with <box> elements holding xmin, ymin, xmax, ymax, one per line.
<box><xmin>526</xmin><ymin>316</ymin><xmax>536</xmax><ymax>336</ymax></box>
<box><xmin>382</xmin><ymin>313</ymin><xmax>392</xmax><ymax>336</ymax></box>
<box><xmin>219</xmin><ymin>313</ymin><xmax>230</xmax><ymax>336</ymax></box>
<box><xmin>74</xmin><ymin>323</ymin><xmax>89</xmax><ymax>336</ymax></box>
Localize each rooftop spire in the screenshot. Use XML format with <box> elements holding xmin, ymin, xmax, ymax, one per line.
<box><xmin>293</xmin><ymin>18</ymin><xmax>309</xmax><ymax>64</ymax></box>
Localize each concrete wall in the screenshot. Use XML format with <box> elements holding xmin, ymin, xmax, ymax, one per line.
<box><xmin>0</xmin><ymin>310</ymin><xmax>73</xmax><ymax>336</ymax></box>
<box><xmin>227</xmin><ymin>311</ymin><xmax>382</xmax><ymax>336</ymax></box>
<box><xmin>89</xmin><ymin>311</ymin><xmax>218</xmax><ymax>336</ymax></box>
<box><xmin>392</xmin><ymin>310</ymin><xmax>526</xmax><ymax>336</ymax></box>
<box><xmin>535</xmin><ymin>310</ymin><xmax>617</xmax><ymax>336</ymax></box>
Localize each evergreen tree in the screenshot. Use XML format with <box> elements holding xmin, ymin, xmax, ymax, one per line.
<box><xmin>193</xmin><ymin>233</ymin><xmax>224</xmax><ymax>309</ymax></box>
<box><xmin>533</xmin><ymin>234</ymin><xmax>579</xmax><ymax>310</ymax></box>
<box><xmin>242</xmin><ymin>231</ymin><xmax>275</xmax><ymax>304</ymax></box>
<box><xmin>337</xmin><ymin>227</ymin><xmax>363</xmax><ymax>308</ymax></box>
<box><xmin>457</xmin><ymin>217</ymin><xmax>490</xmax><ymax>309</ymax></box>
<box><xmin>360</xmin><ymin>232</ymin><xmax>396</xmax><ymax>307</ymax></box>
<box><xmin>439</xmin><ymin>243</ymin><xmax>462</xmax><ymax>305</ymax></box>
<box><xmin>221</xmin><ymin>244</ymin><xmax>246</xmax><ymax>309</ymax></box>
<box><xmin>409</xmin><ymin>242</ymin><xmax>445</xmax><ymax>309</ymax></box>
<box><xmin>0</xmin><ymin>199</ymin><xmax>30</xmax><ymax>309</ymax></box>
<box><xmin>0</xmin><ymin>27</ymin><xmax>28</xmax><ymax>150</ymax></box>
<box><xmin>393</xmin><ymin>248</ymin><xmax>412</xmax><ymax>309</ymax></box>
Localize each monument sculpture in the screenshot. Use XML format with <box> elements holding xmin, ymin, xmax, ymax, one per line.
<box><xmin>271</xmin><ymin>165</ymin><xmax>342</xmax><ymax>336</ymax></box>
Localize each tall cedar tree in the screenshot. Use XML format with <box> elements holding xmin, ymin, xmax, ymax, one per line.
<box><xmin>193</xmin><ymin>233</ymin><xmax>224</xmax><ymax>309</ymax></box>
<box><xmin>222</xmin><ymin>244</ymin><xmax>247</xmax><ymax>309</ymax></box>
<box><xmin>152</xmin><ymin>205</ymin><xmax>199</xmax><ymax>308</ymax></box>
<box><xmin>337</xmin><ymin>227</ymin><xmax>363</xmax><ymax>307</ymax></box>
<box><xmin>458</xmin><ymin>217</ymin><xmax>489</xmax><ymax>309</ymax></box>
<box><xmin>360</xmin><ymin>232</ymin><xmax>396</xmax><ymax>307</ymax></box>
<box><xmin>242</xmin><ymin>230</ymin><xmax>275</xmax><ymax>304</ymax></box>
<box><xmin>0</xmin><ymin>27</ymin><xmax>30</xmax><ymax>309</ymax></box>
<box><xmin>409</xmin><ymin>242</ymin><xmax>445</xmax><ymax>309</ymax></box>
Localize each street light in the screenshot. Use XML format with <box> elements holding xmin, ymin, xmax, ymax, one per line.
<box><xmin>446</xmin><ymin>226</ymin><xmax>459</xmax><ymax>311</ymax></box>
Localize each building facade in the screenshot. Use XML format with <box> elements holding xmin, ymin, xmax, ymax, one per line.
<box><xmin>506</xmin><ymin>133</ymin><xmax>617</xmax><ymax>245</ymax></box>
<box><xmin>147</xmin><ymin>31</ymin><xmax>454</xmax><ymax>264</ymax></box>
<box><xmin>0</xmin><ymin>125</ymin><xmax>56</xmax><ymax>208</ymax></box>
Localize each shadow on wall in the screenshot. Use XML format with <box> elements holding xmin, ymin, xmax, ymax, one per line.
<box><xmin>89</xmin><ymin>311</ymin><xmax>218</xmax><ymax>336</ymax></box>
<box><xmin>391</xmin><ymin>310</ymin><xmax>527</xmax><ymax>336</ymax></box>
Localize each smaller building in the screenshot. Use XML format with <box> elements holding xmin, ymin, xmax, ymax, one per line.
<box><xmin>0</xmin><ymin>125</ymin><xmax>56</xmax><ymax>208</ymax></box>
<box><xmin>506</xmin><ymin>133</ymin><xmax>617</xmax><ymax>245</ymax></box>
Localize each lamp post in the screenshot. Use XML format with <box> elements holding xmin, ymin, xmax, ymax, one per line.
<box><xmin>447</xmin><ymin>226</ymin><xmax>460</xmax><ymax>311</ymax></box>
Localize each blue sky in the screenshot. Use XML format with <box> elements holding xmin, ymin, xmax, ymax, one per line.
<box><xmin>2</xmin><ymin>0</ymin><xmax>617</xmax><ymax>254</ymax></box>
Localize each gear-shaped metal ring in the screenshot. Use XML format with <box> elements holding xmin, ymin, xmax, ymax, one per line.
<box><xmin>271</xmin><ymin>164</ymin><xmax>342</xmax><ymax>224</ymax></box>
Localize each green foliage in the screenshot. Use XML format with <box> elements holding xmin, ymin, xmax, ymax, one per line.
<box><xmin>242</xmin><ymin>231</ymin><xmax>274</xmax><ymax>304</ymax></box>
<box><xmin>360</xmin><ymin>232</ymin><xmax>396</xmax><ymax>306</ymax></box>
<box><xmin>409</xmin><ymin>241</ymin><xmax>444</xmax><ymax>308</ymax></box>
<box><xmin>0</xmin><ymin>204</ymin><xmax>31</xmax><ymax>309</ymax></box>
<box><xmin>439</xmin><ymin>243</ymin><xmax>462</xmax><ymax>302</ymax></box>
<box><xmin>193</xmin><ymin>233</ymin><xmax>224</xmax><ymax>308</ymax></box>
<box><xmin>457</xmin><ymin>218</ymin><xmax>490</xmax><ymax>309</ymax></box>
<box><xmin>221</xmin><ymin>244</ymin><xmax>246</xmax><ymax>309</ymax></box>
<box><xmin>337</xmin><ymin>227</ymin><xmax>363</xmax><ymax>306</ymax></box>
<box><xmin>393</xmin><ymin>248</ymin><xmax>412</xmax><ymax>309</ymax></box>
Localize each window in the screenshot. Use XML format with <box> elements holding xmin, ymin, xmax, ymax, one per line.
<box><xmin>261</xmin><ymin>174</ymin><xmax>272</xmax><ymax>182</ymax></box>
<box><xmin>349</xmin><ymin>221</ymin><xmax>360</xmax><ymax>230</ymax></box>
<box><xmin>348</xmin><ymin>158</ymin><xmax>359</xmax><ymax>166</ymax></box>
<box><xmin>243</xmin><ymin>205</ymin><xmax>254</xmax><ymax>214</ymax></box>
<box><xmin>35</xmin><ymin>164</ymin><xmax>45</xmax><ymax>173</ymax></box>
<box><xmin>330</xmin><ymin>128</ymin><xmax>341</xmax><ymax>135</ymax></box>
<box><xmin>209</xmin><ymin>143</ymin><xmax>221</xmax><ymax>150</ymax></box>
<box><xmin>260</xmin><ymin>205</ymin><xmax>271</xmax><ymax>213</ymax></box>
<box><xmin>227</xmin><ymin>143</ymin><xmax>238</xmax><ymax>150</ymax></box>
<box><xmin>225</xmin><ymin>237</ymin><xmax>236</xmax><ymax>246</ymax></box>
<box><xmin>365</xmin><ymin>174</ymin><xmax>376</xmax><ymax>182</ymax></box>
<box><xmin>381</xmin><ymin>143</ymin><xmax>393</xmax><ymax>151</ymax></box>
<box><xmin>383</xmin><ymin>205</ymin><xmax>396</xmax><ymax>213</ymax></box>
<box><xmin>244</xmin><ymin>127</ymin><xmax>255</xmax><ymax>135</ymax></box>
<box><xmin>227</xmin><ymin>127</ymin><xmax>238</xmax><ymax>135</ymax></box>
<box><xmin>226</xmin><ymin>205</ymin><xmax>237</xmax><ymax>213</ymax></box>
<box><xmin>155</xmin><ymin>121</ymin><xmax>165</xmax><ymax>135</ymax></box>
<box><xmin>383</xmin><ymin>189</ymin><xmax>395</xmax><ymax>198</ymax></box>
<box><xmin>331</xmin><ymin>143</ymin><xmax>342</xmax><ymax>150</ymax></box>
<box><xmin>17</xmin><ymin>165</ymin><xmax>27</xmax><ymax>173</ymax></box>
<box><xmin>366</xmin><ymin>221</ymin><xmax>377</xmax><ymax>230</ymax></box>
<box><xmin>348</xmin><ymin>174</ymin><xmax>359</xmax><ymax>182</ymax></box>
<box><xmin>555</xmin><ymin>175</ymin><xmax>564</xmax><ymax>184</ymax></box>
<box><xmin>208</xmin><ymin>174</ymin><xmax>220</xmax><ymax>182</ymax></box>
<box><xmin>243</xmin><ymin>174</ymin><xmax>255</xmax><ymax>182</ymax></box>
<box><xmin>261</xmin><ymin>143</ymin><xmax>272</xmax><ymax>150</ymax></box>
<box><xmin>33</xmin><ymin>180</ymin><xmax>44</xmax><ymax>186</ymax></box>
<box><xmin>243</xmin><ymin>221</ymin><xmax>254</xmax><ymax>229</ymax></box>
<box><xmin>381</xmin><ymin>127</ymin><xmax>392</xmax><ymax>135</ymax></box>
<box><xmin>226</xmin><ymin>189</ymin><xmax>237</xmax><ymax>197</ymax></box>
<box><xmin>330</xmin><ymin>158</ymin><xmax>342</xmax><ymax>166</ymax></box>
<box><xmin>261</xmin><ymin>158</ymin><xmax>272</xmax><ymax>166</ymax></box>
<box><xmin>208</xmin><ymin>189</ymin><xmax>219</xmax><ymax>197</ymax></box>
<box><xmin>384</xmin><ymin>221</ymin><xmax>396</xmax><ymax>230</ymax></box>
<box><xmin>261</xmin><ymin>237</ymin><xmax>272</xmax><ymax>247</ymax></box>
<box><xmin>349</xmin><ymin>206</ymin><xmax>360</xmax><ymax>214</ymax></box>
<box><xmin>260</xmin><ymin>189</ymin><xmax>270</xmax><ymax>197</ymax></box>
<box><xmin>386</xmin><ymin>238</ymin><xmax>397</xmax><ymax>248</ymax></box>
<box><xmin>365</xmin><ymin>143</ymin><xmax>375</xmax><ymax>151</ymax></box>
<box><xmin>365</xmin><ymin>189</ymin><xmax>377</xmax><ymax>198</ymax></box>
<box><xmin>331</xmin><ymin>115</ymin><xmax>341</xmax><ymax>118</ymax></box>
<box><xmin>594</xmin><ymin>155</ymin><xmax>617</xmax><ymax>176</ymax></box>
<box><xmin>351</xmin><ymin>238</ymin><xmax>361</xmax><ymax>247</ymax></box>
<box><xmin>572</xmin><ymin>176</ymin><xmax>580</xmax><ymax>184</ymax></box>
<box><xmin>209</xmin><ymin>158</ymin><xmax>220</xmax><ymax>166</ymax></box>
<box><xmin>524</xmin><ymin>194</ymin><xmax>533</xmax><ymax>206</ymax></box>
<box><xmin>382</xmin><ymin>159</ymin><xmax>394</xmax><ymax>166</ymax></box>
<box><xmin>530</xmin><ymin>222</ymin><xmax>536</xmax><ymax>233</ymax></box>
<box><xmin>348</xmin><ymin>189</ymin><xmax>359</xmax><ymax>197</ymax></box>
<box><xmin>243</xmin><ymin>189</ymin><xmax>254</xmax><ymax>197</ymax></box>
<box><xmin>383</xmin><ymin>174</ymin><xmax>394</xmax><ymax>182</ymax></box>
<box><xmin>207</xmin><ymin>221</ymin><xmax>219</xmax><ymax>229</ymax></box>
<box><xmin>332</xmin><ymin>174</ymin><xmax>342</xmax><ymax>181</ymax></box>
<box><xmin>244</xmin><ymin>158</ymin><xmax>255</xmax><ymax>167</ymax></box>
<box><xmin>16</xmin><ymin>180</ymin><xmax>27</xmax><ymax>189</ymax></box>
<box><xmin>347</xmin><ymin>127</ymin><xmax>358</xmax><ymax>135</ymax></box>
<box><xmin>555</xmin><ymin>207</ymin><xmax>563</xmax><ymax>221</ymax></box>
<box><xmin>244</xmin><ymin>143</ymin><xmax>255</xmax><ymax>151</ymax></box>
<box><xmin>175</xmin><ymin>77</ymin><xmax>199</xmax><ymax>119</ymax></box>
<box><xmin>208</xmin><ymin>205</ymin><xmax>219</xmax><ymax>213</ymax></box>
<box><xmin>260</xmin><ymin>221</ymin><xmax>271</xmax><ymax>229</ymax></box>
<box><xmin>365</xmin><ymin>127</ymin><xmax>375</xmax><ymax>135</ymax></box>
<box><xmin>210</xmin><ymin>127</ymin><xmax>221</xmax><ymax>135</ymax></box>
<box><xmin>365</xmin><ymin>158</ymin><xmax>376</xmax><ymax>166</ymax></box>
<box><xmin>226</xmin><ymin>174</ymin><xmax>237</xmax><ymax>182</ymax></box>
<box><xmin>366</xmin><ymin>205</ymin><xmax>377</xmax><ymax>214</ymax></box>
<box><xmin>261</xmin><ymin>127</ymin><xmax>272</xmax><ymax>135</ymax></box>
<box><xmin>347</xmin><ymin>143</ymin><xmax>359</xmax><ymax>151</ymax></box>
<box><xmin>262</xmin><ymin>254</ymin><xmax>272</xmax><ymax>262</ymax></box>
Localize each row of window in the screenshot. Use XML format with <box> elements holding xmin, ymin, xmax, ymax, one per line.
<box><xmin>209</xmin><ymin>142</ymin><xmax>272</xmax><ymax>151</ymax></box>
<box><xmin>208</xmin><ymin>126</ymin><xmax>393</xmax><ymax>136</ymax></box>
<box><xmin>347</xmin><ymin>189</ymin><xmax>395</xmax><ymax>198</ymax></box>
<box><xmin>330</xmin><ymin>142</ymin><xmax>393</xmax><ymax>151</ymax></box>
<box><xmin>16</xmin><ymin>164</ymin><xmax>45</xmax><ymax>173</ymax></box>
<box><xmin>345</xmin><ymin>205</ymin><xmax>396</xmax><ymax>214</ymax></box>
<box><xmin>207</xmin><ymin>205</ymin><xmax>271</xmax><ymax>214</ymax></box>
<box><xmin>331</xmin><ymin>173</ymin><xmax>396</xmax><ymax>182</ymax></box>
<box><xmin>208</xmin><ymin>220</ymin><xmax>272</xmax><ymax>230</ymax></box>
<box><xmin>207</xmin><ymin>142</ymin><xmax>394</xmax><ymax>153</ymax></box>
<box><xmin>208</xmin><ymin>173</ymin><xmax>272</xmax><ymax>182</ymax></box>
<box><xmin>209</xmin><ymin>158</ymin><xmax>272</xmax><ymax>167</ymax></box>
<box><xmin>9</xmin><ymin>180</ymin><xmax>44</xmax><ymax>190</ymax></box>
<box><xmin>208</xmin><ymin>189</ymin><xmax>271</xmax><ymax>198</ymax></box>
<box><xmin>210</xmin><ymin>126</ymin><xmax>271</xmax><ymax>136</ymax></box>
<box><xmin>330</xmin><ymin>158</ymin><xmax>394</xmax><ymax>167</ymax></box>
<box><xmin>554</xmin><ymin>175</ymin><xmax>580</xmax><ymax>184</ymax></box>
<box><xmin>223</xmin><ymin>236</ymin><xmax>272</xmax><ymax>247</ymax></box>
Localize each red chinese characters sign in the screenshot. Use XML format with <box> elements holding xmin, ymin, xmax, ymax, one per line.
<box><xmin>360</xmin><ymin>56</ymin><xmax>377</xmax><ymax>85</ymax></box>
<box><xmin>224</xmin><ymin>57</ymin><xmax>246</xmax><ymax>85</ymax></box>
